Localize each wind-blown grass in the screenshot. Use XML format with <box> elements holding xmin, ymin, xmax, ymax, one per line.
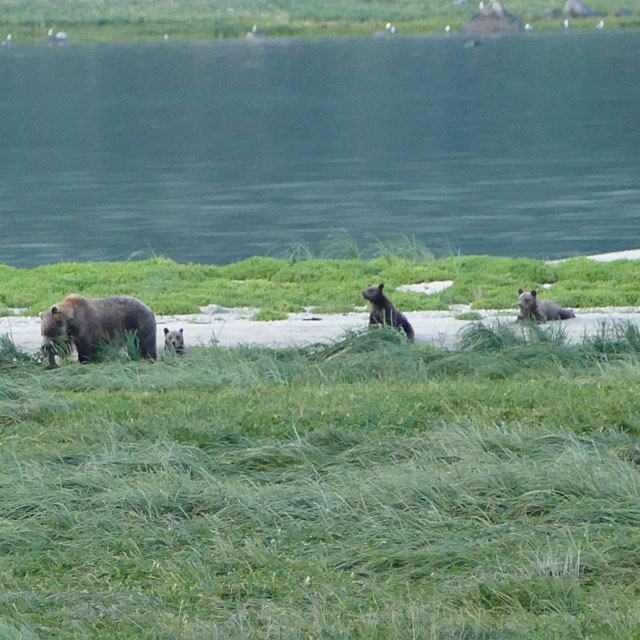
<box><xmin>2</xmin><ymin>324</ymin><xmax>640</xmax><ymax>636</ymax></box>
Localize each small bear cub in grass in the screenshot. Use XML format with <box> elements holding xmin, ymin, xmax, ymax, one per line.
<box><xmin>164</xmin><ymin>327</ymin><xmax>185</xmax><ymax>355</ymax></box>
<box><xmin>361</xmin><ymin>283</ymin><xmax>415</xmax><ymax>342</ymax></box>
<box><xmin>517</xmin><ymin>289</ymin><xmax>575</xmax><ymax>322</ymax></box>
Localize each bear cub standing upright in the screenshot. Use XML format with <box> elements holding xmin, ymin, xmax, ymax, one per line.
<box><xmin>40</xmin><ymin>294</ymin><xmax>157</xmax><ymax>363</ymax></box>
<box><xmin>517</xmin><ymin>289</ymin><xmax>575</xmax><ymax>322</ymax></box>
<box><xmin>361</xmin><ymin>283</ymin><xmax>415</xmax><ymax>342</ymax></box>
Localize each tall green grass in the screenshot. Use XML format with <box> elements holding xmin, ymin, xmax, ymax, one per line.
<box><xmin>2</xmin><ymin>325</ymin><xmax>640</xmax><ymax>636</ymax></box>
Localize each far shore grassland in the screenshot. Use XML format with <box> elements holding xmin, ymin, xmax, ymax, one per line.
<box><xmin>0</xmin><ymin>0</ymin><xmax>638</xmax><ymax>43</ymax></box>
<box><xmin>4</xmin><ymin>252</ymin><xmax>640</xmax><ymax>636</ymax></box>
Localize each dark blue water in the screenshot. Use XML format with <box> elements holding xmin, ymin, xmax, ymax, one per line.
<box><xmin>1</xmin><ymin>30</ymin><xmax>639</xmax><ymax>267</ymax></box>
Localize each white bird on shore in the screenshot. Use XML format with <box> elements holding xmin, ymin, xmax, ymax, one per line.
<box><xmin>163</xmin><ymin>33</ymin><xmax>169</xmax><ymax>40</ymax></box>
<box><xmin>246</xmin><ymin>24</ymin><xmax>264</xmax><ymax>39</ymax></box>
<box><xmin>445</xmin><ymin>24</ymin><xmax>451</xmax><ymax>33</ymax></box>
<box><xmin>596</xmin><ymin>19</ymin><xmax>604</xmax><ymax>28</ymax></box>
<box><xmin>524</xmin><ymin>23</ymin><xmax>534</xmax><ymax>30</ymax></box>
<box><xmin>563</xmin><ymin>18</ymin><xmax>569</xmax><ymax>28</ymax></box>
<box><xmin>373</xmin><ymin>22</ymin><xmax>395</xmax><ymax>37</ymax></box>
<box><xmin>1</xmin><ymin>33</ymin><xmax>11</xmax><ymax>46</ymax></box>
<box><xmin>46</xmin><ymin>28</ymin><xmax>67</xmax><ymax>43</ymax></box>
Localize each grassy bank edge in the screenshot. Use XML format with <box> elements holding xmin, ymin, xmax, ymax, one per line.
<box><xmin>2</xmin><ymin>253</ymin><xmax>640</xmax><ymax>320</ymax></box>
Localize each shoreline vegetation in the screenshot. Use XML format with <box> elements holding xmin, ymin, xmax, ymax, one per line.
<box><xmin>2</xmin><ymin>250</ymin><xmax>640</xmax><ymax>320</ymax></box>
<box><xmin>0</xmin><ymin>0</ymin><xmax>638</xmax><ymax>43</ymax></box>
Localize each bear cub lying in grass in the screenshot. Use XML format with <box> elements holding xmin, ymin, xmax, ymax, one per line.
<box><xmin>517</xmin><ymin>289</ymin><xmax>575</xmax><ymax>322</ymax></box>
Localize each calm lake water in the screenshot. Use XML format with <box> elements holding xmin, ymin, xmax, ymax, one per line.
<box><xmin>1</xmin><ymin>30</ymin><xmax>639</xmax><ymax>267</ymax></box>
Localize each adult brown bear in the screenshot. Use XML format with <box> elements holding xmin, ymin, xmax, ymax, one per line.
<box><xmin>40</xmin><ymin>294</ymin><xmax>157</xmax><ymax>363</ymax></box>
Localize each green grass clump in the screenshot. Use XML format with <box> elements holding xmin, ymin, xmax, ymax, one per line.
<box><xmin>2</xmin><ymin>324</ymin><xmax>640</xmax><ymax>636</ymax></box>
<box><xmin>3</xmin><ymin>251</ymin><xmax>640</xmax><ymax>319</ymax></box>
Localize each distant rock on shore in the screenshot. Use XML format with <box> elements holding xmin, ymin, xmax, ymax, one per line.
<box><xmin>562</xmin><ymin>0</ymin><xmax>607</xmax><ymax>17</ymax></box>
<box><xmin>460</xmin><ymin>1</ymin><xmax>523</xmax><ymax>34</ymax></box>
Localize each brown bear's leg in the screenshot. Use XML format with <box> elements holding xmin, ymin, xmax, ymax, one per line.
<box><xmin>74</xmin><ymin>337</ymin><xmax>94</xmax><ymax>363</ymax></box>
<box><xmin>139</xmin><ymin>333</ymin><xmax>157</xmax><ymax>360</ymax></box>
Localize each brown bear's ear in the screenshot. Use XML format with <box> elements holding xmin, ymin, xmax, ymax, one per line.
<box><xmin>378</xmin><ymin>283</ymin><xmax>384</xmax><ymax>291</ymax></box>
<box><xmin>518</xmin><ymin>289</ymin><xmax>523</xmax><ymax>295</ymax></box>
<box><xmin>531</xmin><ymin>290</ymin><xmax>537</xmax><ymax>297</ymax></box>
<box><xmin>179</xmin><ymin>328</ymin><xmax>183</xmax><ymax>334</ymax></box>
<box><xmin>39</xmin><ymin>312</ymin><xmax>44</xmax><ymax>319</ymax></box>
<box><xmin>51</xmin><ymin>306</ymin><xmax>59</xmax><ymax>314</ymax></box>
<box><xmin>164</xmin><ymin>327</ymin><xmax>169</xmax><ymax>335</ymax></box>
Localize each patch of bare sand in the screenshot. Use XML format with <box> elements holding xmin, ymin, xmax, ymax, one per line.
<box><xmin>4</xmin><ymin>306</ymin><xmax>640</xmax><ymax>355</ymax></box>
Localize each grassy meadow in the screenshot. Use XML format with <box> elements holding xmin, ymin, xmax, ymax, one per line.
<box><xmin>3</xmin><ymin>253</ymin><xmax>640</xmax><ymax>637</ymax></box>
<box><xmin>3</xmin><ymin>251</ymin><xmax>640</xmax><ymax>320</ymax></box>
<box><xmin>3</xmin><ymin>322</ymin><xmax>640</xmax><ymax>637</ymax></box>
<box><xmin>0</xmin><ymin>0</ymin><xmax>638</xmax><ymax>43</ymax></box>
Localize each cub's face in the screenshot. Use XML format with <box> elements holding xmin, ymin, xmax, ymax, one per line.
<box><xmin>517</xmin><ymin>289</ymin><xmax>537</xmax><ymax>314</ymax></box>
<box><xmin>164</xmin><ymin>328</ymin><xmax>184</xmax><ymax>351</ymax></box>
<box><xmin>362</xmin><ymin>283</ymin><xmax>384</xmax><ymax>302</ymax></box>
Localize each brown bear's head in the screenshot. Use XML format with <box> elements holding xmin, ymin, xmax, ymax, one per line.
<box><xmin>164</xmin><ymin>327</ymin><xmax>184</xmax><ymax>353</ymax></box>
<box><xmin>517</xmin><ymin>289</ymin><xmax>538</xmax><ymax>315</ymax></box>
<box><xmin>40</xmin><ymin>302</ymin><xmax>74</xmax><ymax>356</ymax></box>
<box><xmin>362</xmin><ymin>283</ymin><xmax>385</xmax><ymax>303</ymax></box>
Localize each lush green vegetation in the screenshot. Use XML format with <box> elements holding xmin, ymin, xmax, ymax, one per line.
<box><xmin>1</xmin><ymin>252</ymin><xmax>640</xmax><ymax>320</ymax></box>
<box><xmin>2</xmin><ymin>323</ymin><xmax>640</xmax><ymax>638</ymax></box>
<box><xmin>0</xmin><ymin>0</ymin><xmax>637</xmax><ymax>43</ymax></box>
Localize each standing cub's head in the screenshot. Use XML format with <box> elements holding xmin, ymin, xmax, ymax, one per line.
<box><xmin>518</xmin><ymin>289</ymin><xmax>538</xmax><ymax>315</ymax></box>
<box><xmin>164</xmin><ymin>327</ymin><xmax>184</xmax><ymax>354</ymax></box>
<box><xmin>362</xmin><ymin>283</ymin><xmax>385</xmax><ymax>303</ymax></box>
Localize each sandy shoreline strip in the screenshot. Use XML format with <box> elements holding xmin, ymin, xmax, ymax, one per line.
<box><xmin>3</xmin><ymin>249</ymin><xmax>640</xmax><ymax>354</ymax></box>
<box><xmin>4</xmin><ymin>307</ymin><xmax>640</xmax><ymax>355</ymax></box>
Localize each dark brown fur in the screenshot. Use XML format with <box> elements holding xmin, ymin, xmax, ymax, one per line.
<box><xmin>164</xmin><ymin>327</ymin><xmax>185</xmax><ymax>355</ymax></box>
<box><xmin>517</xmin><ymin>289</ymin><xmax>575</xmax><ymax>322</ymax></box>
<box><xmin>40</xmin><ymin>294</ymin><xmax>157</xmax><ymax>362</ymax></box>
<box><xmin>361</xmin><ymin>283</ymin><xmax>415</xmax><ymax>342</ymax></box>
